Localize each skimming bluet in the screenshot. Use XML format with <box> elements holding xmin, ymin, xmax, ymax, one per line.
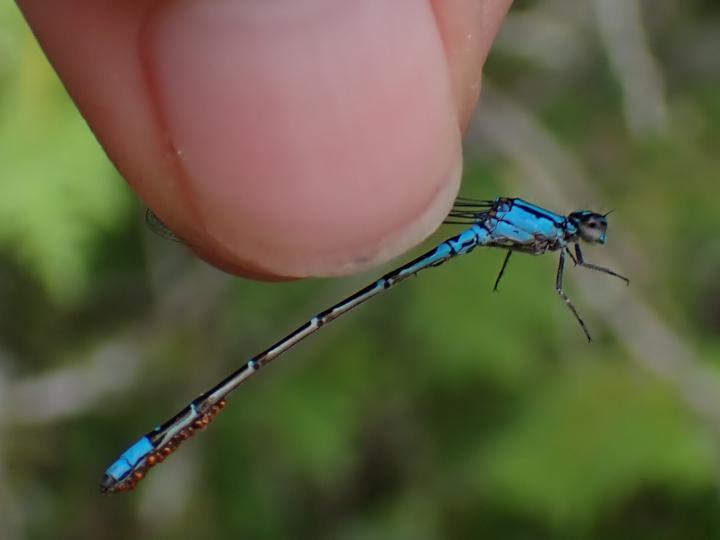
<box><xmin>101</xmin><ymin>196</ymin><xmax>629</xmax><ymax>494</ymax></box>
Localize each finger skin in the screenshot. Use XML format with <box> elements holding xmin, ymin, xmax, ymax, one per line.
<box><xmin>430</xmin><ymin>0</ymin><xmax>513</xmax><ymax>130</ymax></box>
<box><xmin>18</xmin><ymin>0</ymin><xmax>512</xmax><ymax>279</ymax></box>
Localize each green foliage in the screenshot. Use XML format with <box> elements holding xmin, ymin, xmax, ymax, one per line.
<box><xmin>480</xmin><ymin>363</ymin><xmax>715</xmax><ymax>529</ymax></box>
<box><xmin>0</xmin><ymin>6</ymin><xmax>132</xmax><ymax>306</ymax></box>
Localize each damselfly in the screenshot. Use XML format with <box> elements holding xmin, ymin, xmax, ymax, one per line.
<box><xmin>101</xmin><ymin>196</ymin><xmax>628</xmax><ymax>494</ymax></box>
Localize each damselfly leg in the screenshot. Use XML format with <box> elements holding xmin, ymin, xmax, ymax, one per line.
<box><xmin>556</xmin><ymin>249</ymin><xmax>592</xmax><ymax>342</ymax></box>
<box><xmin>574</xmin><ymin>244</ymin><xmax>629</xmax><ymax>285</ymax></box>
<box><xmin>493</xmin><ymin>251</ymin><xmax>513</xmax><ymax>292</ymax></box>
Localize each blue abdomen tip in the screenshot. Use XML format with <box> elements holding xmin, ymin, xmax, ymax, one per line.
<box><xmin>104</xmin><ymin>436</ymin><xmax>154</xmax><ymax>481</ymax></box>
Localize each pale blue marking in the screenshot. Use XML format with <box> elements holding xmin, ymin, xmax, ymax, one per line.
<box><xmin>105</xmin><ymin>436</ymin><xmax>153</xmax><ymax>481</ymax></box>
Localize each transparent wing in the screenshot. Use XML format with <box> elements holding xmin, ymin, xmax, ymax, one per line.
<box><xmin>145</xmin><ymin>209</ymin><xmax>184</xmax><ymax>243</ymax></box>
<box><xmin>444</xmin><ymin>196</ymin><xmax>495</xmax><ymax>225</ymax></box>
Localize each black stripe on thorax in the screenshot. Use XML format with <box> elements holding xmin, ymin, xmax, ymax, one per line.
<box><xmin>510</xmin><ymin>199</ymin><xmax>568</xmax><ymax>228</ymax></box>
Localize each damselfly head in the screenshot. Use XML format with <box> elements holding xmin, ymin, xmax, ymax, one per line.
<box><xmin>569</xmin><ymin>211</ymin><xmax>608</xmax><ymax>244</ymax></box>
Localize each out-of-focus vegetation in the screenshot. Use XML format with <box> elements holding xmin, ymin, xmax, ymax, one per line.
<box><xmin>2</xmin><ymin>2</ymin><xmax>720</xmax><ymax>539</ymax></box>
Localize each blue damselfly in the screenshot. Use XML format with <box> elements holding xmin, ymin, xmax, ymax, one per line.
<box><xmin>101</xmin><ymin>196</ymin><xmax>628</xmax><ymax>493</ymax></box>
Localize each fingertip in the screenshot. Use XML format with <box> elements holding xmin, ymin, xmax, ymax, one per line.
<box><xmin>19</xmin><ymin>0</ymin><xmax>509</xmax><ymax>280</ymax></box>
<box><xmin>144</xmin><ymin>0</ymin><xmax>463</xmax><ymax>278</ymax></box>
<box><xmin>431</xmin><ymin>0</ymin><xmax>514</xmax><ymax>129</ymax></box>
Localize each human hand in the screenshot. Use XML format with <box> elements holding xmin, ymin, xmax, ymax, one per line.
<box><xmin>18</xmin><ymin>0</ymin><xmax>512</xmax><ymax>279</ymax></box>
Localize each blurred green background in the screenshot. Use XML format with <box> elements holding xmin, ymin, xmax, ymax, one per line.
<box><xmin>2</xmin><ymin>1</ymin><xmax>720</xmax><ymax>539</ymax></box>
